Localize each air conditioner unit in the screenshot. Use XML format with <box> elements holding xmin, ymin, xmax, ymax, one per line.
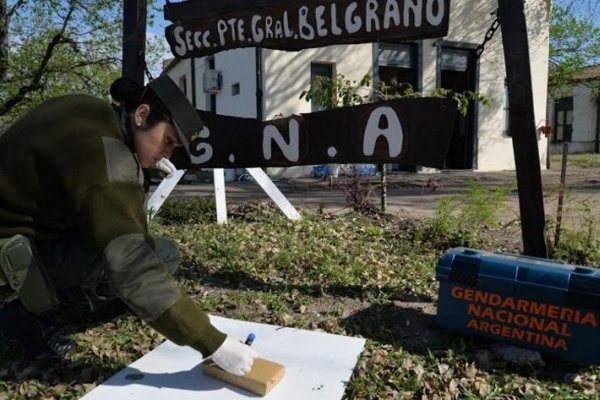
<box><xmin>203</xmin><ymin>70</ymin><xmax>222</xmax><ymax>93</ymax></box>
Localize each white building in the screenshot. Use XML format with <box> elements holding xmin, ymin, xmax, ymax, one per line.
<box><xmin>164</xmin><ymin>0</ymin><xmax>551</xmax><ymax>176</ymax></box>
<box><xmin>548</xmin><ymin>65</ymin><xmax>600</xmax><ymax>154</ymax></box>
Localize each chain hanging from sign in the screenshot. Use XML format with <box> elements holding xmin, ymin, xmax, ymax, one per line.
<box><xmin>475</xmin><ymin>9</ymin><xmax>500</xmax><ymax>58</ymax></box>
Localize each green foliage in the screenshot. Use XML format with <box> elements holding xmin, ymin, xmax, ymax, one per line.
<box><xmin>550</xmin><ymin>152</ymin><xmax>600</xmax><ymax>169</ymax></box>
<box><xmin>548</xmin><ymin>199</ymin><xmax>600</xmax><ymax>266</ymax></box>
<box><xmin>299</xmin><ymin>73</ymin><xmax>372</xmax><ymax>108</ymax></box>
<box><xmin>0</xmin><ymin>0</ymin><xmax>166</xmax><ymax>120</ymax></box>
<box><xmin>549</xmin><ymin>5</ymin><xmax>600</xmax><ymax>97</ymax></box>
<box><xmin>378</xmin><ymin>79</ymin><xmax>491</xmax><ymax>116</ymax></box>
<box><xmin>155</xmin><ymin>196</ymin><xmax>217</xmax><ymax>225</ymax></box>
<box><xmin>300</xmin><ymin>73</ymin><xmax>490</xmax><ymax>117</ymax></box>
<box><xmin>416</xmin><ymin>181</ymin><xmax>513</xmax><ymax>248</ymax></box>
<box><xmin>552</xmin><ymin>228</ymin><xmax>600</xmax><ymax>266</ymax></box>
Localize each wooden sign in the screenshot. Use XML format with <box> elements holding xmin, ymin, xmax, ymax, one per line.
<box><xmin>187</xmin><ymin>97</ymin><xmax>457</xmax><ymax>168</ymax></box>
<box><xmin>164</xmin><ymin>0</ymin><xmax>450</xmax><ymax>58</ymax></box>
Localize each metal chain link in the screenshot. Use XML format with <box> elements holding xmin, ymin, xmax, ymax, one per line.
<box><xmin>144</xmin><ymin>58</ymin><xmax>154</xmax><ymax>82</ymax></box>
<box><xmin>476</xmin><ymin>9</ymin><xmax>501</xmax><ymax>58</ymax></box>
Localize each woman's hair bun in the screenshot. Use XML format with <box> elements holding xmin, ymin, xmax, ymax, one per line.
<box><xmin>110</xmin><ymin>77</ymin><xmax>144</xmax><ymax>105</ymax></box>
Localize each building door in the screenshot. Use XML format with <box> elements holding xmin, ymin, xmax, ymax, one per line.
<box><xmin>377</xmin><ymin>42</ymin><xmax>420</xmax><ymax>171</ymax></box>
<box><xmin>553</xmin><ymin>97</ymin><xmax>573</xmax><ymax>142</ymax></box>
<box><xmin>438</xmin><ymin>45</ymin><xmax>478</xmax><ymax>170</ymax></box>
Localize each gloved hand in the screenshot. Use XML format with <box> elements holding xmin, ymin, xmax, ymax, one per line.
<box><xmin>210</xmin><ymin>336</ymin><xmax>259</xmax><ymax>376</ymax></box>
<box><xmin>154</xmin><ymin>157</ymin><xmax>176</xmax><ymax>176</ymax></box>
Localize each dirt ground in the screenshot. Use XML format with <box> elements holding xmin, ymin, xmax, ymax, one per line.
<box><xmin>170</xmin><ymin>165</ymin><xmax>600</xmax><ymax>225</ymax></box>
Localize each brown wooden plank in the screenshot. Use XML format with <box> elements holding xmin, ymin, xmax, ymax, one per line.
<box><xmin>164</xmin><ymin>0</ymin><xmax>450</xmax><ymax>58</ymax></box>
<box><xmin>202</xmin><ymin>358</ymin><xmax>286</xmax><ymax>396</ymax></box>
<box><xmin>498</xmin><ymin>0</ymin><xmax>548</xmax><ymax>257</ymax></box>
<box><xmin>187</xmin><ymin>97</ymin><xmax>457</xmax><ymax>168</ymax></box>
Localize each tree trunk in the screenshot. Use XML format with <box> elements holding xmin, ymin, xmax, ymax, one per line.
<box><xmin>0</xmin><ymin>0</ymin><xmax>7</xmax><ymax>80</ymax></box>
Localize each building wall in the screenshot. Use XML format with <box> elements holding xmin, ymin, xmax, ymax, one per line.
<box><xmin>213</xmin><ymin>48</ymin><xmax>258</xmax><ymax>118</ymax></box>
<box><xmin>262</xmin><ymin>44</ymin><xmax>373</xmax><ymax>119</ymax></box>
<box><xmin>263</xmin><ymin>44</ymin><xmax>373</xmax><ymax>177</ymax></box>
<box><xmin>167</xmin><ymin>59</ymin><xmax>193</xmax><ymax>103</ymax></box>
<box><xmin>548</xmin><ymin>83</ymin><xmax>599</xmax><ymax>154</ymax></box>
<box><xmin>571</xmin><ymin>84</ymin><xmax>598</xmax><ymax>153</ymax></box>
<box><xmin>432</xmin><ymin>0</ymin><xmax>550</xmax><ymax>171</ymax></box>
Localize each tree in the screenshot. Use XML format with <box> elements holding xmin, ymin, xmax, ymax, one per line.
<box><xmin>549</xmin><ymin>4</ymin><xmax>600</xmax><ymax>97</ymax></box>
<box><xmin>0</xmin><ymin>0</ymin><xmax>166</xmax><ymax>121</ymax></box>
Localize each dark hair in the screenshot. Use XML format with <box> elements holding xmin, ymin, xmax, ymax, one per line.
<box><xmin>110</xmin><ymin>77</ymin><xmax>172</xmax><ymax>127</ymax></box>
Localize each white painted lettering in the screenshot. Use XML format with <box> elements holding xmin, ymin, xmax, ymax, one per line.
<box><xmin>190</xmin><ymin>127</ymin><xmax>213</xmax><ymax>164</ymax></box>
<box><xmin>263</xmin><ymin>119</ymin><xmax>300</xmax><ymax>162</ymax></box>
<box><xmin>252</xmin><ymin>15</ymin><xmax>264</xmax><ymax>42</ymax></box>
<box><xmin>366</xmin><ymin>0</ymin><xmax>380</xmax><ymax>32</ymax></box>
<box><xmin>217</xmin><ymin>19</ymin><xmax>228</xmax><ymax>45</ymax></box>
<box><xmin>363</xmin><ymin>107</ymin><xmax>403</xmax><ymax>157</ymax></box>
<box><xmin>193</xmin><ymin>31</ymin><xmax>203</xmax><ymax>49</ymax></box>
<box><xmin>173</xmin><ymin>26</ymin><xmax>187</xmax><ymax>57</ymax></box>
<box><xmin>227</xmin><ymin>18</ymin><xmax>237</xmax><ymax>41</ymax></box>
<box><xmin>315</xmin><ymin>5</ymin><xmax>328</xmax><ymax>37</ymax></box>
<box><xmin>330</xmin><ymin>4</ymin><xmax>343</xmax><ymax>35</ymax></box>
<box><xmin>274</xmin><ymin>20</ymin><xmax>284</xmax><ymax>39</ymax></box>
<box><xmin>404</xmin><ymin>0</ymin><xmax>423</xmax><ymax>27</ymax></box>
<box><xmin>299</xmin><ymin>6</ymin><xmax>315</xmax><ymax>40</ymax></box>
<box><xmin>185</xmin><ymin>30</ymin><xmax>194</xmax><ymax>51</ymax></box>
<box><xmin>265</xmin><ymin>16</ymin><xmax>274</xmax><ymax>39</ymax></box>
<box><xmin>203</xmin><ymin>31</ymin><xmax>211</xmax><ymax>48</ymax></box>
<box><xmin>345</xmin><ymin>2</ymin><xmax>362</xmax><ymax>34</ymax></box>
<box><xmin>426</xmin><ymin>0</ymin><xmax>445</xmax><ymax>26</ymax></box>
<box><xmin>283</xmin><ymin>11</ymin><xmax>295</xmax><ymax>38</ymax></box>
<box><xmin>237</xmin><ymin>19</ymin><xmax>245</xmax><ymax>41</ymax></box>
<box><xmin>384</xmin><ymin>0</ymin><xmax>401</xmax><ymax>29</ymax></box>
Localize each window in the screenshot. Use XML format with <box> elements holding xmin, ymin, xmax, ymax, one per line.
<box><xmin>178</xmin><ymin>75</ymin><xmax>187</xmax><ymax>95</ymax></box>
<box><xmin>232</xmin><ymin>82</ymin><xmax>240</xmax><ymax>96</ymax></box>
<box><xmin>553</xmin><ymin>97</ymin><xmax>573</xmax><ymax>142</ymax></box>
<box><xmin>440</xmin><ymin>50</ymin><xmax>469</xmax><ymax>72</ymax></box>
<box><xmin>310</xmin><ymin>63</ymin><xmax>334</xmax><ymax>112</ymax></box>
<box><xmin>378</xmin><ymin>42</ymin><xmax>419</xmax><ymax>95</ymax></box>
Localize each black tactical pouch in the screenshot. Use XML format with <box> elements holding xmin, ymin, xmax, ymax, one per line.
<box><xmin>0</xmin><ymin>235</ymin><xmax>58</xmax><ymax>313</ymax></box>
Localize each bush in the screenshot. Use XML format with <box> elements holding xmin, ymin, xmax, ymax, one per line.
<box><xmin>156</xmin><ymin>197</ymin><xmax>216</xmax><ymax>225</ymax></box>
<box><xmin>416</xmin><ymin>181</ymin><xmax>512</xmax><ymax>248</ymax></box>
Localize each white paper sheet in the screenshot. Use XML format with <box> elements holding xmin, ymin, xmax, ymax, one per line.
<box><xmin>81</xmin><ymin>316</ymin><xmax>365</xmax><ymax>400</ymax></box>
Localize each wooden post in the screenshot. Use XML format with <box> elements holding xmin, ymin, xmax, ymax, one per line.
<box><xmin>122</xmin><ymin>0</ymin><xmax>147</xmax><ymax>85</ymax></box>
<box><xmin>380</xmin><ymin>163</ymin><xmax>387</xmax><ymax>212</ymax></box>
<box><xmin>498</xmin><ymin>0</ymin><xmax>548</xmax><ymax>258</ymax></box>
<box><xmin>554</xmin><ymin>142</ymin><xmax>569</xmax><ymax>249</ymax></box>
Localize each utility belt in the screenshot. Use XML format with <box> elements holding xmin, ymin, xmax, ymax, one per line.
<box><xmin>0</xmin><ymin>235</ymin><xmax>58</xmax><ymax>313</ymax></box>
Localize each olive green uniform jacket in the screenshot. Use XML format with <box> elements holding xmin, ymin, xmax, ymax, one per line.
<box><xmin>0</xmin><ymin>95</ymin><xmax>226</xmax><ymax>356</ymax></box>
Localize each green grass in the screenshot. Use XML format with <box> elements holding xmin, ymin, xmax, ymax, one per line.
<box><xmin>550</xmin><ymin>152</ymin><xmax>600</xmax><ymax>168</ymax></box>
<box><xmin>1</xmin><ymin>197</ymin><xmax>600</xmax><ymax>399</ymax></box>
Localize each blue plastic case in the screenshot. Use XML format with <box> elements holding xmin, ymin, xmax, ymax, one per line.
<box><xmin>436</xmin><ymin>248</ymin><xmax>600</xmax><ymax>364</ymax></box>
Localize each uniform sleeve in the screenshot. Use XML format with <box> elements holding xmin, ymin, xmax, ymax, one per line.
<box><xmin>73</xmin><ymin>139</ymin><xmax>225</xmax><ymax>356</ymax></box>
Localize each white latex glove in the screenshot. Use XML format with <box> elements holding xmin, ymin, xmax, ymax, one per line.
<box><xmin>210</xmin><ymin>337</ymin><xmax>259</xmax><ymax>376</ymax></box>
<box><xmin>154</xmin><ymin>157</ymin><xmax>176</xmax><ymax>176</ymax></box>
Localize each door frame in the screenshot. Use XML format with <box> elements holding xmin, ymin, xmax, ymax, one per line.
<box><xmin>435</xmin><ymin>40</ymin><xmax>481</xmax><ymax>170</ymax></box>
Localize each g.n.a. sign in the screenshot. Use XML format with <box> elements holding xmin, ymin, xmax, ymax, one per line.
<box><xmin>164</xmin><ymin>0</ymin><xmax>450</xmax><ymax>58</ymax></box>
<box><xmin>187</xmin><ymin>97</ymin><xmax>457</xmax><ymax>168</ymax></box>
